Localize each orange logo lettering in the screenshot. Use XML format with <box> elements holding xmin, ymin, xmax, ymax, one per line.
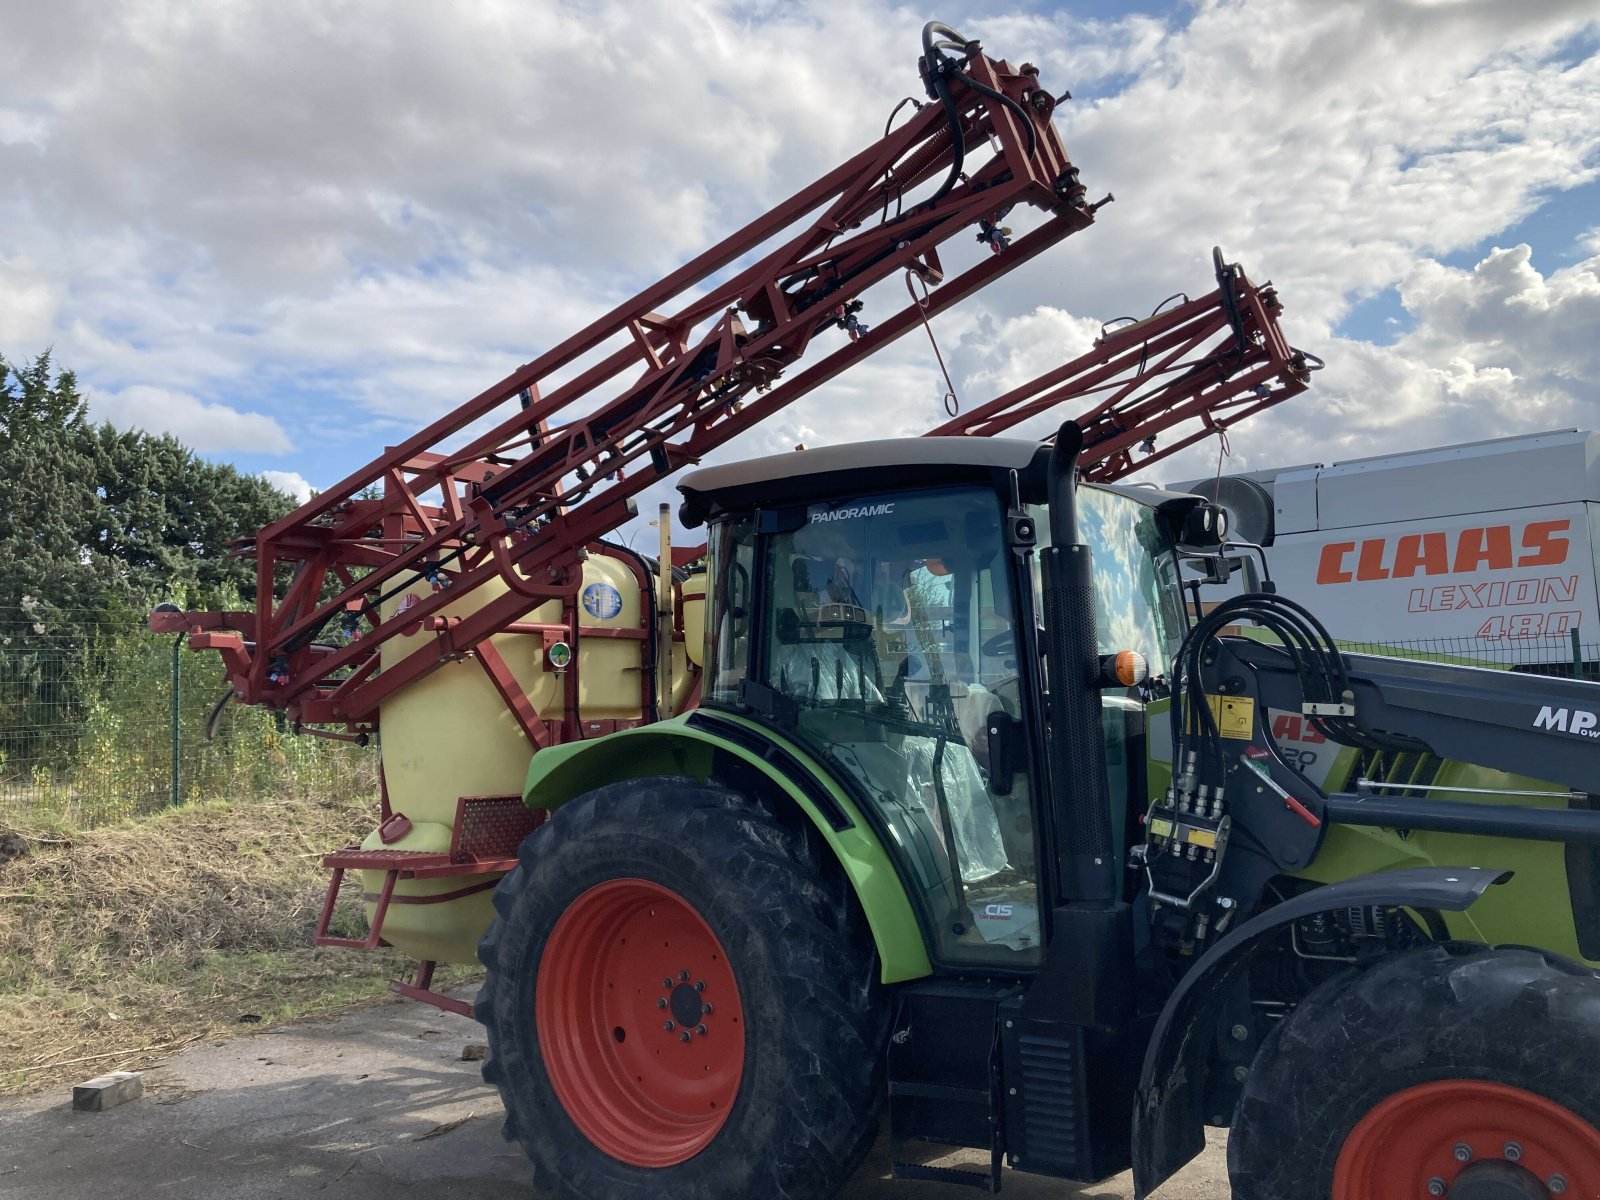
<box><xmin>1317</xmin><ymin>542</ymin><xmax>1355</xmax><ymax>584</ymax></box>
<box><xmin>1318</xmin><ymin>521</ymin><xmax>1572</xmax><ymax>583</ymax></box>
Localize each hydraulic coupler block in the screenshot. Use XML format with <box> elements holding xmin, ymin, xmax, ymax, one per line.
<box><xmin>1133</xmin><ymin>798</ymin><xmax>1231</xmax><ymax>916</ymax></box>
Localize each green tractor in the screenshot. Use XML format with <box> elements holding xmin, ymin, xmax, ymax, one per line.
<box><xmin>474</xmin><ymin>426</ymin><xmax>1600</xmax><ymax>1200</ymax></box>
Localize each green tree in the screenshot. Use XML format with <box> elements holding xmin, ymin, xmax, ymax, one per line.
<box><xmin>83</xmin><ymin>421</ymin><xmax>291</xmax><ymax>610</ymax></box>
<box><xmin>0</xmin><ymin>353</ymin><xmax>112</xmax><ymax>639</ymax></box>
<box><xmin>0</xmin><ymin>351</ymin><xmax>296</xmax><ymax>643</ymax></box>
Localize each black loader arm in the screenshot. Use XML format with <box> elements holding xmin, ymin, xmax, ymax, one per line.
<box><xmin>1234</xmin><ymin>641</ymin><xmax>1600</xmax><ymax>797</ymax></box>
<box><xmin>1128</xmin><ymin>591</ymin><xmax>1600</xmax><ymax>1196</ymax></box>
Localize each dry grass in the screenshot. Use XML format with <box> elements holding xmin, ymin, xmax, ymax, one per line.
<box><xmin>0</xmin><ymin>791</ymin><xmax>479</xmax><ymax>1093</ymax></box>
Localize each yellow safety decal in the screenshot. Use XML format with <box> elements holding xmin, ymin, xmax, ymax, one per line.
<box><xmin>1185</xmin><ymin>828</ymin><xmax>1218</xmax><ymax>849</ymax></box>
<box><xmin>1149</xmin><ymin>817</ymin><xmax>1174</xmax><ymax>839</ymax></box>
<box><xmin>1206</xmin><ymin>694</ymin><xmax>1256</xmax><ymax>740</ymax></box>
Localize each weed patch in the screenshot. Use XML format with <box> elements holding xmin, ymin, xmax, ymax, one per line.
<box><xmin>0</xmin><ymin>790</ymin><xmax>478</xmax><ymax>1093</ymax></box>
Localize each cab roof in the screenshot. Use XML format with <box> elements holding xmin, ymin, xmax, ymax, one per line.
<box><xmin>677</xmin><ymin>436</ymin><xmax>1196</xmax><ymax>526</ymax></box>
<box><xmin>677</xmin><ymin>437</ymin><xmax>1045</xmax><ymax>525</ymax></box>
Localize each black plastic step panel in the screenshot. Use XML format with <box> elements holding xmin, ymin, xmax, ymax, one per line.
<box><xmin>887</xmin><ymin>981</ymin><xmax>1010</xmax><ymax>1191</ymax></box>
<box><xmin>998</xmin><ymin>994</ymin><xmax>1138</xmax><ymax>1183</ymax></box>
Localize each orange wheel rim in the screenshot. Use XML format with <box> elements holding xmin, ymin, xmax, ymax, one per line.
<box><xmin>1335</xmin><ymin>1080</ymin><xmax>1600</xmax><ymax>1199</ymax></box>
<box><xmin>535</xmin><ymin>878</ymin><xmax>745</xmax><ymax>1167</ymax></box>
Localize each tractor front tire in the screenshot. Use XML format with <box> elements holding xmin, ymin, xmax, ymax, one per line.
<box><xmin>1229</xmin><ymin>943</ymin><xmax>1600</xmax><ymax>1200</ymax></box>
<box><xmin>476</xmin><ymin>776</ymin><xmax>887</xmax><ymax>1200</ymax></box>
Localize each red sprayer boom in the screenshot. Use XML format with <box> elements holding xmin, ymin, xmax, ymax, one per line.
<box><xmin>154</xmin><ymin>31</ymin><xmax>1311</xmax><ymax>750</ymax></box>
<box><xmin>158</xmin><ymin>29</ymin><xmax>1106</xmax><ymax>734</ymax></box>
<box><xmin>930</xmin><ymin>247</ymin><xmax>1314</xmax><ymax>480</ymax></box>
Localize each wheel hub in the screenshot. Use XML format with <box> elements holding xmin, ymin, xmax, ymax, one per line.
<box><xmin>669</xmin><ymin>979</ymin><xmax>708</xmax><ymax>1030</ymax></box>
<box><xmin>1450</xmin><ymin>1161</ymin><xmax>1553</xmax><ymax>1200</ymax></box>
<box><xmin>1334</xmin><ymin>1080</ymin><xmax>1598</xmax><ymax>1200</ymax></box>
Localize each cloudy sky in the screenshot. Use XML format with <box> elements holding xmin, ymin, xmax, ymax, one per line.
<box><xmin>2</xmin><ymin>0</ymin><xmax>1596</xmax><ymax>512</ymax></box>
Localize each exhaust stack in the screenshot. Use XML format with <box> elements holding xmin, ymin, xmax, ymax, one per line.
<box><xmin>1040</xmin><ymin>420</ymin><xmax>1116</xmax><ymax>904</ymax></box>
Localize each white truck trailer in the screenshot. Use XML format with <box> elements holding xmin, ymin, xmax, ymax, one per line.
<box><xmin>1176</xmin><ymin>428</ymin><xmax>1600</xmax><ymax>667</ymax></box>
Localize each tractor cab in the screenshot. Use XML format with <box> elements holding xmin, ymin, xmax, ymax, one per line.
<box><xmin>680</xmin><ymin>436</ymin><xmax>1196</xmax><ymax>972</ymax></box>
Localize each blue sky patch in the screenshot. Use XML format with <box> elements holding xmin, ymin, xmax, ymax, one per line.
<box><xmin>1335</xmin><ymin>285</ymin><xmax>1415</xmax><ymax>347</ymax></box>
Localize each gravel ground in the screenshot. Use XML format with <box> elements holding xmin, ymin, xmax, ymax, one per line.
<box><xmin>0</xmin><ymin>993</ymin><xmax>1228</xmax><ymax>1199</ymax></box>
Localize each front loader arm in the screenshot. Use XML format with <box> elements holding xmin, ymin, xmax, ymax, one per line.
<box><xmin>1232</xmin><ymin>641</ymin><xmax>1600</xmax><ymax>798</ymax></box>
<box><xmin>1128</xmin><ymin>591</ymin><xmax>1600</xmax><ymax>1194</ymax></box>
<box><xmin>1138</xmin><ymin>595</ymin><xmax>1600</xmax><ymax>937</ymax></box>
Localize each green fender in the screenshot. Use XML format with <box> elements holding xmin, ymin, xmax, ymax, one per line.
<box><xmin>521</xmin><ymin>712</ymin><xmax>933</xmax><ymax>985</ymax></box>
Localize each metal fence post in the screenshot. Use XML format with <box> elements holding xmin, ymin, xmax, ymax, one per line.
<box><xmin>171</xmin><ymin>632</ymin><xmax>183</xmax><ymax>806</ymax></box>
<box><xmin>1574</xmin><ymin>628</ymin><xmax>1585</xmax><ymax>682</ymax></box>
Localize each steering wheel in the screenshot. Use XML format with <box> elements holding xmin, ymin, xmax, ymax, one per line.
<box><xmin>980</xmin><ymin>629</ymin><xmax>1015</xmax><ymax>661</ymax></box>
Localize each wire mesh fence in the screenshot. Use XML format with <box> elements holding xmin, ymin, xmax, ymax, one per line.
<box><xmin>0</xmin><ymin>610</ymin><xmax>376</xmax><ymax>830</ymax></box>
<box><xmin>2</xmin><ymin>607</ymin><xmax>1592</xmax><ymax>830</ymax></box>
<box><xmin>1339</xmin><ymin>632</ymin><xmax>1600</xmax><ymax>680</ymax></box>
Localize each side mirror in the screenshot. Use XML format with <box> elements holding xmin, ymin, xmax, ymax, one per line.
<box><xmin>1235</xmin><ymin>552</ymin><xmax>1263</xmax><ymax>593</ymax></box>
<box><xmin>1179</xmin><ymin>502</ymin><xmax>1229</xmax><ymax>548</ymax></box>
<box><xmin>1180</xmin><ymin>551</ymin><xmax>1235</xmax><ymax>587</ymax></box>
<box><xmin>1156</xmin><ymin>495</ymin><xmax>1230</xmax><ymax>551</ymax></box>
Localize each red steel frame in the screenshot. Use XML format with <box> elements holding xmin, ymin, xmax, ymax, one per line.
<box><xmin>927</xmin><ymin>253</ymin><xmax>1311</xmax><ymax>479</ymax></box>
<box><xmin>156</xmin><ymin>40</ymin><xmax>1105</xmax><ymax>744</ymax></box>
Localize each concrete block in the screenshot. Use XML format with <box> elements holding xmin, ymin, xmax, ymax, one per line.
<box><xmin>72</xmin><ymin>1071</ymin><xmax>143</xmax><ymax>1112</ymax></box>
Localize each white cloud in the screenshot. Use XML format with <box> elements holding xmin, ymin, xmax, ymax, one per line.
<box><xmin>1</xmin><ymin>0</ymin><xmax>1597</xmax><ymax>492</ymax></box>
<box><xmin>0</xmin><ymin>256</ymin><xmax>64</xmax><ymax>352</ymax></box>
<box><xmin>1153</xmin><ymin>239</ymin><xmax>1600</xmax><ymax>483</ymax></box>
<box><xmin>1022</xmin><ymin>0</ymin><xmax>1600</xmax><ymax>329</ymax></box>
<box><xmin>259</xmin><ymin>469</ymin><xmax>314</xmax><ymax>503</ymax></box>
<box><xmin>88</xmin><ymin>385</ymin><xmax>292</xmax><ymax>453</ymax></box>
<box><xmin>959</xmin><ymin>307</ymin><xmax>1106</xmax><ymax>422</ymax></box>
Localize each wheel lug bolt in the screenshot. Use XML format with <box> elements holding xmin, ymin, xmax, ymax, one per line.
<box><xmin>656</xmin><ymin>998</ymin><xmax>668</xmax><ymax>1009</ymax></box>
<box><xmin>702</xmin><ymin>1002</ymin><xmax>714</xmax><ymax>1015</ymax></box>
<box><xmin>1504</xmin><ymin>1142</ymin><xmax>1523</xmax><ymax>1162</ymax></box>
<box><xmin>679</xmin><ymin>970</ymin><xmax>690</xmax><ymax>982</ymax></box>
<box><xmin>663</xmin><ymin>1021</ymin><xmax>676</xmax><ymax>1032</ymax></box>
<box><xmin>679</xmin><ymin>1031</ymin><xmax>692</xmax><ymax>1043</ymax></box>
<box><xmin>662</xmin><ymin>978</ymin><xmax>673</xmax><ymax>989</ymax></box>
<box><xmin>1427</xmin><ymin>1179</ymin><xmax>1446</xmax><ymax>1198</ymax></box>
<box><xmin>1453</xmin><ymin>1143</ymin><xmax>1472</xmax><ymax>1163</ymax></box>
<box><xmin>696</xmin><ymin>1025</ymin><xmax>708</xmax><ymax>1036</ymax></box>
<box><xmin>1548</xmin><ymin>1177</ymin><xmax>1567</xmax><ymax>1195</ymax></box>
<box><xmin>695</xmin><ymin>980</ymin><xmax>706</xmax><ymax>992</ymax></box>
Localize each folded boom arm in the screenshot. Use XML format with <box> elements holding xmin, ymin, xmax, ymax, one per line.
<box><xmin>169</xmin><ymin>34</ymin><xmax>1100</xmax><ymax>729</ymax></box>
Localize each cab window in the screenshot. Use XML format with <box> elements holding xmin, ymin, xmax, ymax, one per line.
<box><xmin>752</xmin><ymin>485</ymin><xmax>1043</xmax><ymax>967</ymax></box>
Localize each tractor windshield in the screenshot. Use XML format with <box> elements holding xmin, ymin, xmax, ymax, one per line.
<box><xmin>1032</xmin><ymin>484</ymin><xmax>1184</xmax><ymax>871</ymax></box>
<box><xmin>711</xmin><ymin>484</ymin><xmax>1044</xmax><ymax>968</ymax></box>
<box><xmin>1032</xmin><ymin>485</ymin><xmax>1184</xmax><ymax>677</ymax></box>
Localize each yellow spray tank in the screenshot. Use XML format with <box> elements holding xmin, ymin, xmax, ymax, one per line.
<box><xmin>357</xmin><ymin>546</ymin><xmax>704</xmax><ymax>963</ymax></box>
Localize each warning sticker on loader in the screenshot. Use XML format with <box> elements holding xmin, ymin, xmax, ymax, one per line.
<box><xmin>1205</xmin><ymin>694</ymin><xmax>1255</xmax><ymax>739</ymax></box>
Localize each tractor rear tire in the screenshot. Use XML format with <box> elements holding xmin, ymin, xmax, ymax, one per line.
<box><xmin>476</xmin><ymin>776</ymin><xmax>888</xmax><ymax>1200</ymax></box>
<box><xmin>1228</xmin><ymin>942</ymin><xmax>1600</xmax><ymax>1200</ymax></box>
